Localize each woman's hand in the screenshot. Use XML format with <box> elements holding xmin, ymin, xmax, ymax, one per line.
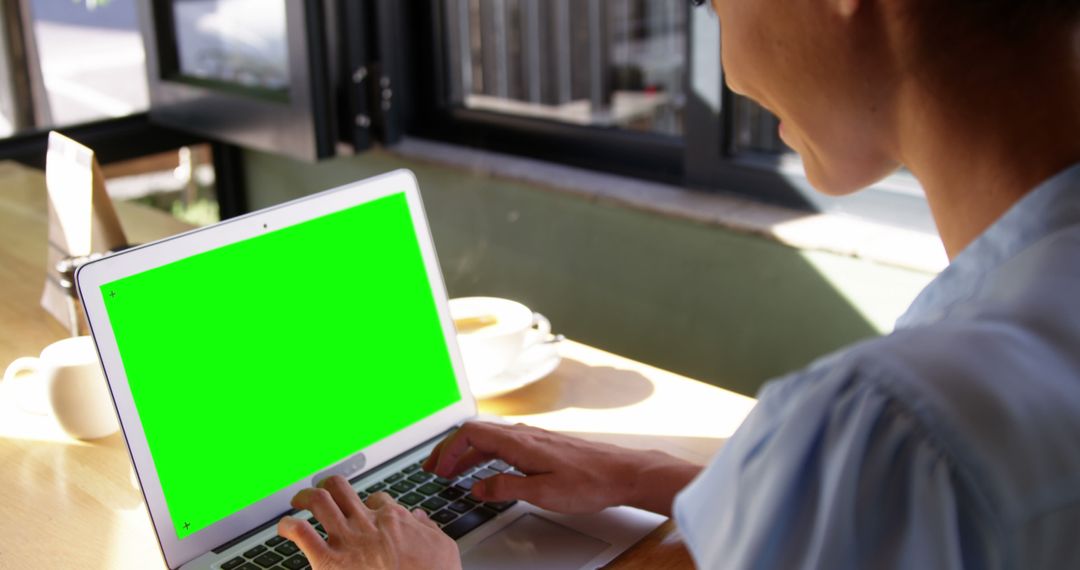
<box><xmin>423</xmin><ymin>421</ymin><xmax>702</xmax><ymax>516</ymax></box>
<box><xmin>277</xmin><ymin>476</ymin><xmax>461</xmax><ymax>570</ymax></box>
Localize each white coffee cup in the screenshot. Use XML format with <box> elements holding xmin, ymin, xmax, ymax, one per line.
<box><xmin>3</xmin><ymin>336</ymin><xmax>119</xmax><ymax>440</ymax></box>
<box><xmin>449</xmin><ymin>297</ymin><xmax>551</xmax><ymax>383</ymax></box>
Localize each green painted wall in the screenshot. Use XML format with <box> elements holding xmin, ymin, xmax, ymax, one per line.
<box><xmin>243</xmin><ymin>148</ymin><xmax>934</xmax><ymax>396</ymax></box>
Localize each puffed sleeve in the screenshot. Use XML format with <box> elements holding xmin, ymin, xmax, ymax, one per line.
<box><xmin>673</xmin><ymin>355</ymin><xmax>995</xmax><ymax>569</ymax></box>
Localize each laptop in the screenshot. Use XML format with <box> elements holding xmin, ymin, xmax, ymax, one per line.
<box><xmin>76</xmin><ymin>169</ymin><xmax>665</xmax><ymax>570</ymax></box>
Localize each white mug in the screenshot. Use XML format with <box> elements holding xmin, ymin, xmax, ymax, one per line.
<box><xmin>449</xmin><ymin>297</ymin><xmax>551</xmax><ymax>383</ymax></box>
<box><xmin>3</xmin><ymin>336</ymin><xmax>118</xmax><ymax>440</ymax></box>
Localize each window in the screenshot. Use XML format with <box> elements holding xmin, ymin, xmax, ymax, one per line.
<box><xmin>730</xmin><ymin>95</ymin><xmax>784</xmax><ymax>155</ymax></box>
<box><xmin>0</xmin><ymin>0</ymin><xmax>245</xmax><ymax>221</ymax></box>
<box><xmin>0</xmin><ymin>0</ymin><xmax>933</xmax><ymax>229</ymax></box>
<box><xmin>22</xmin><ymin>0</ymin><xmax>149</xmax><ymax>130</ymax></box>
<box><xmin>410</xmin><ymin>0</ymin><xmax>933</xmax><ymax>231</ymax></box>
<box><xmin>444</xmin><ymin>0</ymin><xmax>687</xmax><ymax>137</ymax></box>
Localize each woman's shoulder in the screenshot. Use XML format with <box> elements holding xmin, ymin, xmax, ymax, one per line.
<box><xmin>678</xmin><ymin>336</ymin><xmax>1001</xmax><ymax>568</ymax></box>
<box><xmin>678</xmin><ymin>323</ymin><xmax>1080</xmax><ymax>568</ymax></box>
<box><xmin>808</xmin><ymin>317</ymin><xmax>1080</xmax><ymax>536</ymax></box>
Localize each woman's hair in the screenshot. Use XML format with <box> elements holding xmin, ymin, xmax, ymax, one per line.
<box><xmin>914</xmin><ymin>0</ymin><xmax>1079</xmax><ymax>39</ymax></box>
<box><xmin>903</xmin><ymin>0</ymin><xmax>1078</xmax><ymax>75</ymax></box>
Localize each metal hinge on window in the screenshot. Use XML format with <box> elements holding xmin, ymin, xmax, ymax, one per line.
<box><xmin>352</xmin><ymin>65</ymin><xmax>371</xmax><ymax>129</ymax></box>
<box><xmin>364</xmin><ymin>62</ymin><xmax>399</xmax><ymax>144</ymax></box>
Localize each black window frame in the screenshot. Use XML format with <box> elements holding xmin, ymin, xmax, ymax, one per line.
<box><xmin>139</xmin><ymin>0</ymin><xmax>338</xmax><ymax>162</ymax></box>
<box><xmin>1</xmin><ymin>0</ymin><xmax>934</xmax><ymax>229</ymax></box>
<box><xmin>0</xmin><ymin>0</ymin><xmax>253</xmax><ymax>219</ymax></box>
<box><xmin>403</xmin><ymin>0</ymin><xmax>811</xmax><ymax>207</ymax></box>
<box><xmin>402</xmin><ymin>0</ymin><xmax>933</xmax><ymax>225</ymax></box>
<box><xmin>406</xmin><ymin>0</ymin><xmax>685</xmax><ymax>186</ymax></box>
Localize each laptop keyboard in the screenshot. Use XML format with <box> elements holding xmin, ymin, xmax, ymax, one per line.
<box><xmin>219</xmin><ymin>458</ymin><xmax>519</xmax><ymax>569</ymax></box>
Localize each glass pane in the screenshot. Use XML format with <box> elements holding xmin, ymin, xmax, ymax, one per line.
<box><xmin>27</xmin><ymin>0</ymin><xmax>148</xmax><ymax>129</ymax></box>
<box><xmin>102</xmin><ymin>144</ymin><xmax>221</xmax><ymax>226</ymax></box>
<box><xmin>731</xmin><ymin>94</ymin><xmax>788</xmax><ymax>155</ymax></box>
<box><xmin>170</xmin><ymin>0</ymin><xmax>290</xmax><ymax>96</ymax></box>
<box><xmin>444</xmin><ymin>0</ymin><xmax>687</xmax><ymax>137</ymax></box>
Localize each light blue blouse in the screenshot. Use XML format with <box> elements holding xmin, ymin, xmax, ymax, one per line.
<box><xmin>674</xmin><ymin>163</ymin><xmax>1080</xmax><ymax>569</ymax></box>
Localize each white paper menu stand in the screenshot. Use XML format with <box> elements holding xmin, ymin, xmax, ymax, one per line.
<box><xmin>41</xmin><ymin>131</ymin><xmax>127</xmax><ymax>336</ymax></box>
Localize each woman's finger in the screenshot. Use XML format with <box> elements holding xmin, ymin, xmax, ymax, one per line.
<box><xmin>411</xmin><ymin>508</ymin><xmax>440</xmax><ymax>530</ymax></box>
<box><xmin>422</xmin><ymin>437</ymin><xmax>450</xmax><ymax>472</ymax></box>
<box><xmin>472</xmin><ymin>472</ymin><xmax>554</xmax><ymax>506</ymax></box>
<box><xmin>291</xmin><ymin>487</ymin><xmax>349</xmax><ymax>537</ymax></box>
<box><xmin>431</xmin><ymin>422</ymin><xmax>533</xmax><ymax>477</ymax></box>
<box><xmin>277</xmin><ymin>516</ymin><xmax>330</xmax><ymax>561</ymax></box>
<box><xmin>365</xmin><ymin>491</ymin><xmax>406</xmax><ymax>512</ymax></box>
<box><xmin>318</xmin><ymin>475</ymin><xmax>370</xmax><ymax>524</ymax></box>
<box><xmin>445</xmin><ymin>447</ymin><xmax>494</xmax><ymax>478</ymax></box>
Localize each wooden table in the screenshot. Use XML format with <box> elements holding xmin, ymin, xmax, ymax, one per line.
<box><xmin>0</xmin><ymin>161</ymin><xmax>756</xmax><ymax>569</ymax></box>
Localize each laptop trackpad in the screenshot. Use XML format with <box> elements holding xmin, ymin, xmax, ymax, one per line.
<box><xmin>461</xmin><ymin>514</ymin><xmax>610</xmax><ymax>570</ymax></box>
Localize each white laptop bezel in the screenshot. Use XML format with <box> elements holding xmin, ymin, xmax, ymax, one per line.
<box><xmin>76</xmin><ymin>169</ymin><xmax>478</xmax><ymax>569</ymax></box>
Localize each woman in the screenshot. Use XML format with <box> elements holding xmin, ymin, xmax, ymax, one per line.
<box><xmin>279</xmin><ymin>0</ymin><xmax>1080</xmax><ymax>567</ymax></box>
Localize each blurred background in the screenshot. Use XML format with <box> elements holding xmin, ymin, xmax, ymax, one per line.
<box><xmin>0</xmin><ymin>0</ymin><xmax>941</xmax><ymax>396</ymax></box>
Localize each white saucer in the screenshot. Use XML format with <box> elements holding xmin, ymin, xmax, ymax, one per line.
<box><xmin>469</xmin><ymin>339</ymin><xmax>562</xmax><ymax>400</ymax></box>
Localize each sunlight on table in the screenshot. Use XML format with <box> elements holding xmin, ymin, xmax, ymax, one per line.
<box><xmin>480</xmin><ymin>340</ymin><xmax>756</xmax><ymax>464</ymax></box>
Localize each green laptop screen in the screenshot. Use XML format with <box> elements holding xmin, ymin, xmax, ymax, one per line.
<box><xmin>100</xmin><ymin>191</ymin><xmax>461</xmax><ymax>540</ymax></box>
